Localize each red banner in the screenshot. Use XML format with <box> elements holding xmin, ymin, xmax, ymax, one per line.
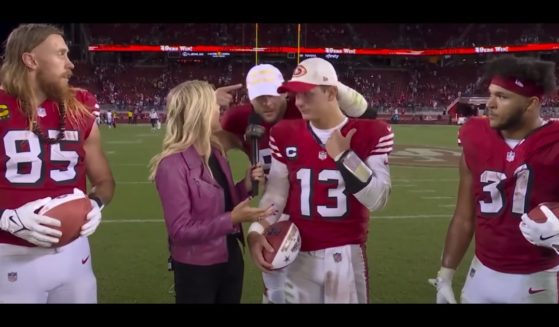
<box><xmin>88</xmin><ymin>43</ymin><xmax>559</xmax><ymax>56</ymax></box>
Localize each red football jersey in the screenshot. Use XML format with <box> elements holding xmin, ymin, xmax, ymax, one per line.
<box><xmin>0</xmin><ymin>89</ymin><xmax>96</xmax><ymax>246</ymax></box>
<box><xmin>220</xmin><ymin>98</ymin><xmax>300</xmax><ymax>173</ymax></box>
<box><xmin>459</xmin><ymin>117</ymin><xmax>559</xmax><ymax>273</ymax></box>
<box><xmin>270</xmin><ymin>118</ymin><xmax>393</xmax><ymax>251</ymax></box>
<box><xmin>75</xmin><ymin>87</ymin><xmax>100</xmax><ymax>116</ymax></box>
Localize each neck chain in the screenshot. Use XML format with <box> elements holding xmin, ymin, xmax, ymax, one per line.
<box><xmin>32</xmin><ymin>103</ymin><xmax>66</xmax><ymax>144</ymax></box>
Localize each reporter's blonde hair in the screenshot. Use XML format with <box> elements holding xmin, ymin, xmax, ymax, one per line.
<box><xmin>148</xmin><ymin>80</ymin><xmax>220</xmax><ymax>181</ymax></box>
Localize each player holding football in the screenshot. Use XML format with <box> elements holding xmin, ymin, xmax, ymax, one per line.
<box><xmin>246</xmin><ymin>58</ymin><xmax>393</xmax><ymax>303</ymax></box>
<box><xmin>0</xmin><ymin>24</ymin><xmax>115</xmax><ymax>303</ymax></box>
<box><xmin>218</xmin><ymin>63</ymin><xmax>375</xmax><ymax>303</ymax></box>
<box><xmin>430</xmin><ymin>56</ymin><xmax>559</xmax><ymax>304</ymax></box>
<box><xmin>217</xmin><ymin>64</ymin><xmax>374</xmax><ymax>304</ymax></box>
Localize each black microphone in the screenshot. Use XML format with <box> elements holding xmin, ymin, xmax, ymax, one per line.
<box><xmin>245</xmin><ymin>112</ymin><xmax>266</xmax><ymax>196</ymax></box>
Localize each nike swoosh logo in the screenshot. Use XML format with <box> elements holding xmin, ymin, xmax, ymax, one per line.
<box><xmin>528</xmin><ymin>288</ymin><xmax>546</xmax><ymax>294</ymax></box>
<box><xmin>81</xmin><ymin>256</ymin><xmax>90</xmax><ymax>264</ymax></box>
<box><xmin>539</xmin><ymin>233</ymin><xmax>559</xmax><ymax>241</ymax></box>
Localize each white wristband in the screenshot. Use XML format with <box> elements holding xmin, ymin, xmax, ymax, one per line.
<box><xmin>438</xmin><ymin>267</ymin><xmax>456</xmax><ymax>281</ymax></box>
<box><xmin>248</xmin><ymin>222</ymin><xmax>265</xmax><ymax>235</ymax></box>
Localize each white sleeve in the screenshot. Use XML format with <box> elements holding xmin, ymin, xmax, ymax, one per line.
<box><xmin>337</xmin><ymin>81</ymin><xmax>368</xmax><ymax>117</ymax></box>
<box><xmin>248</xmin><ymin>157</ymin><xmax>290</xmax><ymax>234</ymax></box>
<box><xmin>353</xmin><ymin>154</ymin><xmax>391</xmax><ymax>213</ymax></box>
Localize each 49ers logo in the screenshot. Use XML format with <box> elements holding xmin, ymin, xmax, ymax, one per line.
<box><xmin>293</xmin><ymin>65</ymin><xmax>307</xmax><ymax>77</ymax></box>
<box><xmin>390</xmin><ymin>145</ymin><xmax>461</xmax><ymax>168</ymax></box>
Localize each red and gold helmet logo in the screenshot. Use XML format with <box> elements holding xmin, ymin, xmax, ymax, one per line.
<box><xmin>293</xmin><ymin>65</ymin><xmax>307</xmax><ymax>77</ymax></box>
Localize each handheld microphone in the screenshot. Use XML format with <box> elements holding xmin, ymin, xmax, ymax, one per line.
<box><xmin>245</xmin><ymin>112</ymin><xmax>266</xmax><ymax>196</ymax></box>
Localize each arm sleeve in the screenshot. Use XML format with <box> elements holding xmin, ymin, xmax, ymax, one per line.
<box><xmin>349</xmin><ymin>123</ymin><xmax>393</xmax><ymax>211</ymax></box>
<box><xmin>269</xmin><ymin>128</ymin><xmax>288</xmax><ymax>164</ymax></box>
<box><xmin>259</xmin><ymin>157</ymin><xmax>289</xmax><ymax>213</ymax></box>
<box><xmin>249</xmin><ymin>157</ymin><xmax>290</xmax><ymax>233</ymax></box>
<box><xmin>352</xmin><ymin>154</ymin><xmax>392</xmax><ymax>212</ymax></box>
<box><xmin>337</xmin><ymin>81</ymin><xmax>368</xmax><ymax>118</ymax></box>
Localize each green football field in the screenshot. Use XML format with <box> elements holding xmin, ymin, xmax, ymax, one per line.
<box><xmin>91</xmin><ymin>123</ymin><xmax>474</xmax><ymax>303</ymax></box>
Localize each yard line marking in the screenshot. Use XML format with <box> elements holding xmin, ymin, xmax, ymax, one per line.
<box><xmin>102</xmin><ymin>214</ymin><xmax>452</xmax><ymax>223</ymax></box>
<box><xmin>421</xmin><ymin>196</ymin><xmax>454</xmax><ymax>200</ymax></box>
<box><xmin>135</xmin><ymin>133</ymin><xmax>160</xmax><ymax>137</ymax></box>
<box><xmin>107</xmin><ymin>140</ymin><xmax>143</xmax><ymax>144</ymax></box>
<box><xmin>112</xmin><ymin>163</ymin><xmax>147</xmax><ymax>167</ymax></box>
<box><xmin>393</xmin><ymin>178</ymin><xmax>458</xmax><ymax>182</ymax></box>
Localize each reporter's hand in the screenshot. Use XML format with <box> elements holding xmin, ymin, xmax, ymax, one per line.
<box><xmin>231</xmin><ymin>197</ymin><xmax>276</xmax><ymax>224</ymax></box>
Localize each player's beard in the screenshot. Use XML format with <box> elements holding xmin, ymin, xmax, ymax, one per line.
<box><xmin>255</xmin><ymin>104</ymin><xmax>280</xmax><ymax>124</ymax></box>
<box><xmin>494</xmin><ymin>104</ymin><xmax>527</xmax><ymax>131</ymax></box>
<box><xmin>37</xmin><ymin>69</ymin><xmax>73</xmax><ymax>103</ymax></box>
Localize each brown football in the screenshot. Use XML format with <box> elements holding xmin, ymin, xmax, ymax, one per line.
<box><xmin>41</xmin><ymin>195</ymin><xmax>91</xmax><ymax>247</ymax></box>
<box><xmin>526</xmin><ymin>202</ymin><xmax>559</xmax><ymax>223</ymax></box>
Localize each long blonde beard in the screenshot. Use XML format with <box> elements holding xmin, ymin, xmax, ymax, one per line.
<box><xmin>37</xmin><ymin>70</ymin><xmax>72</xmax><ymax>103</ymax></box>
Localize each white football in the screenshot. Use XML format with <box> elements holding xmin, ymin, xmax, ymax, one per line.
<box><xmin>263</xmin><ymin>221</ymin><xmax>302</xmax><ymax>270</ymax></box>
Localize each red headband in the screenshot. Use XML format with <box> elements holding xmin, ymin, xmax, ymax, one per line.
<box><xmin>491</xmin><ymin>75</ymin><xmax>544</xmax><ymax>99</ymax></box>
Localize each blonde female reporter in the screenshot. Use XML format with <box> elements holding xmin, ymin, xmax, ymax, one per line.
<box><xmin>150</xmin><ymin>80</ymin><xmax>274</xmax><ymax>303</ymax></box>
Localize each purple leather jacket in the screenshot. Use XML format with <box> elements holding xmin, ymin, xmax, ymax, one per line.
<box><xmin>155</xmin><ymin>146</ymin><xmax>249</xmax><ymax>265</ymax></box>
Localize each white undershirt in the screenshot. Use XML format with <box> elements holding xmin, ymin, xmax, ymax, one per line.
<box><xmin>504</xmin><ymin>118</ymin><xmax>547</xmax><ymax>150</ymax></box>
<box><xmin>504</xmin><ymin>138</ymin><xmax>521</xmax><ymax>149</ymax></box>
<box><xmin>309</xmin><ymin>117</ymin><xmax>348</xmax><ymax>144</ymax></box>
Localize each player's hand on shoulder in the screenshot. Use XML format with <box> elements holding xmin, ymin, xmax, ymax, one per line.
<box><xmin>0</xmin><ymin>197</ymin><xmax>61</xmax><ymax>247</ymax></box>
<box><xmin>326</xmin><ymin>128</ymin><xmax>356</xmax><ymax>160</ymax></box>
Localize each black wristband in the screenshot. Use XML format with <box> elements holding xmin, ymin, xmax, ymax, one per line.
<box><xmin>88</xmin><ymin>194</ymin><xmax>104</xmax><ymax>208</ymax></box>
<box><xmin>335</xmin><ymin>151</ymin><xmax>372</xmax><ymax>194</ymax></box>
<box><xmin>335</xmin><ymin>150</ymin><xmax>351</xmax><ymax>163</ymax></box>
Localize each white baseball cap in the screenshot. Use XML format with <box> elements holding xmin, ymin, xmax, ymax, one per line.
<box><xmin>246</xmin><ymin>64</ymin><xmax>285</xmax><ymax>101</ymax></box>
<box><xmin>277</xmin><ymin>57</ymin><xmax>338</xmax><ymax>93</ymax></box>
